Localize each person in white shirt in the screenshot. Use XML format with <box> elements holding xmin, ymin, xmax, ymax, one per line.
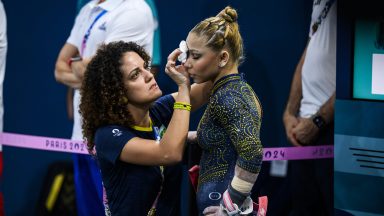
<box><xmin>54</xmin><ymin>0</ymin><xmax>154</xmax><ymax>215</ymax></box>
<box><xmin>0</xmin><ymin>0</ymin><xmax>6</xmax><ymax>133</ymax></box>
<box><xmin>0</xmin><ymin>2</ymin><xmax>7</xmax><ymax>213</ymax></box>
<box><xmin>283</xmin><ymin>0</ymin><xmax>336</xmax><ymax>215</ymax></box>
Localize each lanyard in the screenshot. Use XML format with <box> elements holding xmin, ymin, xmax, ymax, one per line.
<box><xmin>147</xmin><ymin>166</ymin><xmax>164</xmax><ymax>216</ymax></box>
<box><xmin>80</xmin><ymin>9</ymin><xmax>107</xmax><ymax>56</ymax></box>
<box><xmin>148</xmin><ymin>122</ymin><xmax>164</xmax><ymax>216</ymax></box>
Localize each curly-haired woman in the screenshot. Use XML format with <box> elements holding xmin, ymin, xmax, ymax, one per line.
<box><xmin>80</xmin><ymin>41</ymin><xmax>211</xmax><ymax>215</ymax></box>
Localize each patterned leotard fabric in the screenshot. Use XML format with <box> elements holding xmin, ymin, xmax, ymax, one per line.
<box><xmin>196</xmin><ymin>74</ymin><xmax>263</xmax><ymax>214</ymax></box>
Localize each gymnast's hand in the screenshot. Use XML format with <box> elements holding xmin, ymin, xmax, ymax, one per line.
<box><xmin>165</xmin><ymin>49</ymin><xmax>190</xmax><ymax>88</ymax></box>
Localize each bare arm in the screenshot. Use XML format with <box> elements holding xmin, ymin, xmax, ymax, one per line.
<box><xmin>190</xmin><ymin>81</ymin><xmax>212</xmax><ymax>111</ymax></box>
<box><xmin>119</xmin><ymin>85</ymin><xmax>190</xmax><ymax>165</ymax></box>
<box><xmin>283</xmin><ymin>46</ymin><xmax>308</xmax><ymax>146</ymax></box>
<box><xmin>316</xmin><ymin>92</ymin><xmax>335</xmax><ymax>124</ymax></box>
<box><xmin>283</xmin><ymin>46</ymin><xmax>307</xmax><ymax>117</ymax></box>
<box><xmin>172</xmin><ymin>82</ymin><xmax>212</xmax><ymax>112</ymax></box>
<box><xmin>54</xmin><ymin>43</ymin><xmax>82</xmax><ymax>89</ymax></box>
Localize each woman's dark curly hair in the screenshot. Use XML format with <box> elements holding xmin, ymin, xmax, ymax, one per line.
<box><xmin>80</xmin><ymin>41</ymin><xmax>151</xmax><ymax>153</ymax></box>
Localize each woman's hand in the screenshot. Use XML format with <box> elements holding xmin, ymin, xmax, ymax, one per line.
<box><xmin>165</xmin><ymin>49</ymin><xmax>190</xmax><ymax>88</ymax></box>
<box><xmin>72</xmin><ymin>57</ymin><xmax>91</xmax><ymax>81</ymax></box>
<box><xmin>71</xmin><ymin>60</ymin><xmax>85</xmax><ymax>80</ymax></box>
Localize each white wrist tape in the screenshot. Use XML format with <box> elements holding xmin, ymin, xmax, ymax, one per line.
<box><xmin>231</xmin><ymin>176</ymin><xmax>253</xmax><ymax>194</ymax></box>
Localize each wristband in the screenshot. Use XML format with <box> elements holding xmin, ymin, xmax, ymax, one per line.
<box><xmin>173</xmin><ymin>102</ymin><xmax>191</xmax><ymax>111</ymax></box>
<box><xmin>227</xmin><ymin>184</ymin><xmax>248</xmax><ymax>206</ymax></box>
<box><xmin>220</xmin><ymin>187</ymin><xmax>254</xmax><ymax>215</ymax></box>
<box><xmin>312</xmin><ymin>114</ymin><xmax>325</xmax><ymax>129</ymax></box>
<box><xmin>68</xmin><ymin>56</ymin><xmax>82</xmax><ymax>66</ymax></box>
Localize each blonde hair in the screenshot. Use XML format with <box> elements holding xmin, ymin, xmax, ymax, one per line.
<box><xmin>191</xmin><ymin>6</ymin><xmax>244</xmax><ymax>64</ymax></box>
